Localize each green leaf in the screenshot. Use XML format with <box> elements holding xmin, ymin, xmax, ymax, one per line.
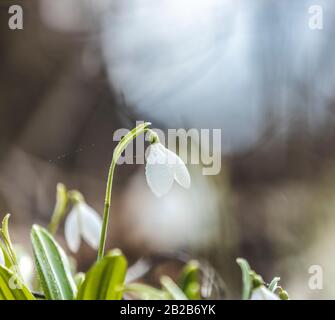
<box><xmin>179</xmin><ymin>260</ymin><xmax>201</xmax><ymax>300</ymax></box>
<box><xmin>77</xmin><ymin>249</ymin><xmax>127</xmax><ymax>300</ymax></box>
<box><xmin>0</xmin><ymin>264</ymin><xmax>35</xmax><ymax>300</ymax></box>
<box><xmin>31</xmin><ymin>225</ymin><xmax>77</xmax><ymax>300</ymax></box>
<box><xmin>126</xmin><ymin>283</ymin><xmax>169</xmax><ymax>300</ymax></box>
<box><xmin>236</xmin><ymin>258</ymin><xmax>252</xmax><ymax>300</ymax></box>
<box><xmin>113</xmin><ymin>122</ymin><xmax>151</xmax><ymax>162</ymax></box>
<box><xmin>268</xmin><ymin>277</ymin><xmax>281</xmax><ymax>292</ymax></box>
<box><xmin>161</xmin><ymin>276</ymin><xmax>188</xmax><ymax>300</ymax></box>
<box><xmin>48</xmin><ymin>183</ymin><xmax>69</xmax><ymax>235</ymax></box>
<box><xmin>1</xmin><ymin>215</ymin><xmax>11</xmax><ymax>242</ymax></box>
<box><xmin>0</xmin><ymin>214</ymin><xmax>19</xmax><ymax>267</ymax></box>
<box><xmin>0</xmin><ymin>241</ymin><xmax>12</xmax><ymax>268</ymax></box>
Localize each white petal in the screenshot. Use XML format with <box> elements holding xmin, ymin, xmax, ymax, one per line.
<box><xmin>0</xmin><ymin>248</ymin><xmax>4</xmax><ymax>265</ymax></box>
<box><xmin>146</xmin><ymin>143</ymin><xmax>168</xmax><ymax>164</ymax></box>
<box><xmin>65</xmin><ymin>207</ymin><xmax>81</xmax><ymax>253</ymax></box>
<box><xmin>251</xmin><ymin>286</ymin><xmax>280</xmax><ymax>300</ymax></box>
<box><xmin>145</xmin><ymin>143</ymin><xmax>174</xmax><ymax>197</ymax></box>
<box><xmin>77</xmin><ymin>203</ymin><xmax>102</xmax><ymax>250</ymax></box>
<box><xmin>165</xmin><ymin>148</ymin><xmax>191</xmax><ymax>188</ymax></box>
<box><xmin>18</xmin><ymin>254</ymin><xmax>34</xmax><ymax>286</ymax></box>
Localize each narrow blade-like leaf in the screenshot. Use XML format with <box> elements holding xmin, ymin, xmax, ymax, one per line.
<box><xmin>0</xmin><ymin>214</ymin><xmax>19</xmax><ymax>267</ymax></box>
<box><xmin>0</xmin><ymin>241</ymin><xmax>12</xmax><ymax>268</ymax></box>
<box><xmin>77</xmin><ymin>249</ymin><xmax>127</xmax><ymax>300</ymax></box>
<box><xmin>236</xmin><ymin>258</ymin><xmax>252</xmax><ymax>300</ymax></box>
<box><xmin>31</xmin><ymin>225</ymin><xmax>76</xmax><ymax>300</ymax></box>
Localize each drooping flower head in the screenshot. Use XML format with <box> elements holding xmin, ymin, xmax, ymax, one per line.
<box><xmin>145</xmin><ymin>138</ymin><xmax>191</xmax><ymax>197</ymax></box>
<box><xmin>65</xmin><ymin>202</ymin><xmax>102</xmax><ymax>253</ymax></box>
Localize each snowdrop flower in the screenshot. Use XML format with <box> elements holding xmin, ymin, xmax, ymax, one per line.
<box><xmin>145</xmin><ymin>142</ymin><xmax>191</xmax><ymax>197</ymax></box>
<box><xmin>251</xmin><ymin>286</ymin><xmax>280</xmax><ymax>300</ymax></box>
<box><xmin>65</xmin><ymin>202</ymin><xmax>102</xmax><ymax>253</ymax></box>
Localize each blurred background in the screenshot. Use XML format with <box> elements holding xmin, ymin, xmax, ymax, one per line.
<box><xmin>1</xmin><ymin>0</ymin><xmax>335</xmax><ymax>299</ymax></box>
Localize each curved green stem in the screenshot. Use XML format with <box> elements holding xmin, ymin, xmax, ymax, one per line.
<box><xmin>97</xmin><ymin>122</ymin><xmax>151</xmax><ymax>261</ymax></box>
<box><xmin>97</xmin><ymin>160</ymin><xmax>116</xmax><ymax>261</ymax></box>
